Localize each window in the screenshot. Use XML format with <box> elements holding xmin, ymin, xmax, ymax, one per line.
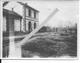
<box><xmin>14</xmin><ymin>19</ymin><xmax>20</xmax><ymax>31</ymax></box>
<box><xmin>28</xmin><ymin>22</ymin><xmax>32</xmax><ymax>32</ymax></box>
<box><xmin>3</xmin><ymin>16</ymin><xmax>7</xmax><ymax>31</ymax></box>
<box><xmin>21</xmin><ymin>19</ymin><xmax>25</xmax><ymax>32</ymax></box>
<box><xmin>36</xmin><ymin>12</ymin><xmax>39</xmax><ymax>19</ymax></box>
<box><xmin>26</xmin><ymin>20</ymin><xmax>28</xmax><ymax>31</ymax></box>
<box><xmin>28</xmin><ymin>9</ymin><xmax>31</xmax><ymax>17</ymax></box>
<box><xmin>34</xmin><ymin>23</ymin><xmax>36</xmax><ymax>29</ymax></box>
<box><xmin>34</xmin><ymin>12</ymin><xmax>36</xmax><ymax>18</ymax></box>
<box><xmin>31</xmin><ymin>10</ymin><xmax>34</xmax><ymax>18</ymax></box>
<box><xmin>26</xmin><ymin>8</ymin><xmax>28</xmax><ymax>16</ymax></box>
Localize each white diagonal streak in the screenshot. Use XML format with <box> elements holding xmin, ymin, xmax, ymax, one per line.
<box><xmin>17</xmin><ymin>8</ymin><xmax>59</xmax><ymax>46</ymax></box>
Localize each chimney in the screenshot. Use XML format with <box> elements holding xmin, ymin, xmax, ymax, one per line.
<box><xmin>12</xmin><ymin>8</ymin><xmax>14</xmax><ymax>12</ymax></box>
<box><xmin>25</xmin><ymin>3</ymin><xmax>27</xmax><ymax>6</ymax></box>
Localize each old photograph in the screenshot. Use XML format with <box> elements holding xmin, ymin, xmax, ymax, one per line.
<box><xmin>2</xmin><ymin>0</ymin><xmax>78</xmax><ymax>59</ymax></box>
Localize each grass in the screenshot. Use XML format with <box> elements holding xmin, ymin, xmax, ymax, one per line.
<box><xmin>22</xmin><ymin>32</ymin><xmax>77</xmax><ymax>58</ymax></box>
<box><xmin>3</xmin><ymin>32</ymin><xmax>77</xmax><ymax>58</ymax></box>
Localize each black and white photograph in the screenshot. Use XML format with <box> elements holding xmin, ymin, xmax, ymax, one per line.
<box><xmin>2</xmin><ymin>0</ymin><xmax>79</xmax><ymax>59</ymax></box>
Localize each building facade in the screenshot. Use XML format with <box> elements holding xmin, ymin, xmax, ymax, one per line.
<box><xmin>3</xmin><ymin>2</ymin><xmax>39</xmax><ymax>34</ymax></box>
<box><xmin>22</xmin><ymin>3</ymin><xmax>39</xmax><ymax>33</ymax></box>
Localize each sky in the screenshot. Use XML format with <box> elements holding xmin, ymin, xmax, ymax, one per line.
<box><xmin>4</xmin><ymin>0</ymin><xmax>79</xmax><ymax>27</ymax></box>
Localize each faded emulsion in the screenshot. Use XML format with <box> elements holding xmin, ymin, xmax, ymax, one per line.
<box><xmin>2</xmin><ymin>1</ymin><xmax>78</xmax><ymax>58</ymax></box>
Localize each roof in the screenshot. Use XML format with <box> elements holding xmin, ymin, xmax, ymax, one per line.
<box><xmin>18</xmin><ymin>2</ymin><xmax>39</xmax><ymax>12</ymax></box>
<box><xmin>3</xmin><ymin>9</ymin><xmax>22</xmax><ymax>18</ymax></box>
<box><xmin>25</xmin><ymin>4</ymin><xmax>39</xmax><ymax>12</ymax></box>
